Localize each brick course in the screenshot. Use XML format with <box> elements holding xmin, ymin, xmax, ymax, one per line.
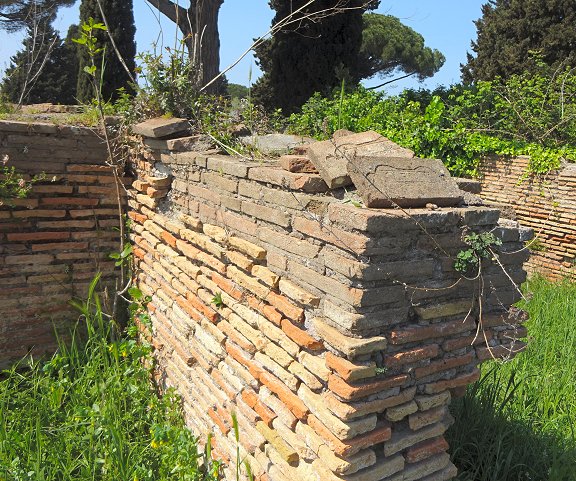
<box><xmin>129</xmin><ymin>137</ymin><xmax>530</xmax><ymax>481</ymax></box>
<box><xmin>479</xmin><ymin>156</ymin><xmax>575</xmax><ymax>278</ymax></box>
<box><xmin>0</xmin><ymin>120</ymin><xmax>123</xmax><ymax>368</ymax></box>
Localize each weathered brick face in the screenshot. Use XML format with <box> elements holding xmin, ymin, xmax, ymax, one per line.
<box><xmin>129</xmin><ymin>136</ymin><xmax>531</xmax><ymax>481</ymax></box>
<box><xmin>0</xmin><ymin>121</ymin><xmax>124</xmax><ymax>368</ymax></box>
<box><xmin>479</xmin><ymin>155</ymin><xmax>576</xmax><ymax>279</ymax></box>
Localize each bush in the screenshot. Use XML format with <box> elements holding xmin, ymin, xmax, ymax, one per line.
<box><xmin>288</xmin><ymin>64</ymin><xmax>576</xmax><ymax>177</ymax></box>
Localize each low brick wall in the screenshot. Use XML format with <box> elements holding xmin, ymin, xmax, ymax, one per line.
<box><xmin>129</xmin><ymin>139</ymin><xmax>529</xmax><ymax>481</ymax></box>
<box><xmin>0</xmin><ymin>120</ymin><xmax>123</xmax><ymax>368</ymax></box>
<box><xmin>479</xmin><ymin>156</ymin><xmax>576</xmax><ymax>278</ymax></box>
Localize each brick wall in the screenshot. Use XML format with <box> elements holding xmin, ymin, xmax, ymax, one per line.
<box><xmin>0</xmin><ymin>120</ymin><xmax>124</xmax><ymax>368</ymax></box>
<box><xmin>129</xmin><ymin>138</ymin><xmax>530</xmax><ymax>481</ymax></box>
<box><xmin>479</xmin><ymin>156</ymin><xmax>576</xmax><ymax>279</ymax></box>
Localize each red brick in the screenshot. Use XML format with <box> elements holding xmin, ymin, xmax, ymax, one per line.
<box><xmin>328</xmin><ymin>373</ymin><xmax>409</xmax><ymax>401</ymax></box>
<box><xmin>127</xmin><ymin>211</ymin><xmax>148</xmax><ymax>225</ymax></box>
<box><xmin>424</xmin><ymin>369</ymin><xmax>480</xmax><ymax>395</ymax></box>
<box><xmin>7</xmin><ymin>231</ymin><xmax>70</xmax><ymax>242</ymax></box>
<box><xmin>32</xmin><ymin>242</ymin><xmax>89</xmax><ymax>252</ymax></box>
<box><xmin>254</xmin><ymin>399</ymin><xmax>277</xmax><ymax>427</ymax></box>
<box><xmin>186</xmin><ymin>292</ymin><xmax>219</xmax><ymax>323</ymax></box>
<box><xmin>225</xmin><ymin>341</ymin><xmax>264</xmax><ymax>380</ymax></box>
<box><xmin>12</xmin><ymin>209</ymin><xmax>66</xmax><ymax>218</ymax></box>
<box><xmin>415</xmin><ymin>352</ymin><xmax>475</xmax><ymax>379</ymax></box>
<box><xmin>41</xmin><ymin>197</ymin><xmax>99</xmax><ymax>206</ymax></box>
<box><xmin>389</xmin><ymin>317</ymin><xmax>476</xmax><ymax>345</ymax></box>
<box><xmin>385</xmin><ymin>345</ymin><xmax>440</xmax><ymax>368</ymax></box>
<box><xmin>208</xmin><ymin>407</ymin><xmax>230</xmax><ymax>435</ymax></box>
<box><xmin>405</xmin><ymin>436</ymin><xmax>449</xmax><ymax>463</ymax></box>
<box><xmin>265</xmin><ymin>291</ymin><xmax>304</xmax><ymax>322</ymax></box>
<box><xmin>161</xmin><ymin>230</ymin><xmax>177</xmax><ymax>248</ymax></box>
<box><xmin>175</xmin><ymin>295</ymin><xmax>203</xmax><ymax>322</ymax></box>
<box><xmin>281</xmin><ymin>319</ymin><xmax>323</xmax><ymax>350</ymax></box>
<box><xmin>259</xmin><ymin>371</ymin><xmax>309</xmax><ymax>420</ymax></box>
<box><xmin>212</xmin><ymin>272</ymin><xmax>243</xmax><ymax>301</ymax></box>
<box><xmin>241</xmin><ymin>389</ymin><xmax>259</xmax><ymax>408</ymax></box>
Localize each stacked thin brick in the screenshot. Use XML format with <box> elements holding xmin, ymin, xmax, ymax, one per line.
<box><xmin>130</xmin><ymin>138</ymin><xmax>530</xmax><ymax>481</ymax></box>
<box><xmin>0</xmin><ymin>120</ymin><xmax>124</xmax><ymax>368</ymax></box>
<box><xmin>479</xmin><ymin>155</ymin><xmax>576</xmax><ymax>278</ymax></box>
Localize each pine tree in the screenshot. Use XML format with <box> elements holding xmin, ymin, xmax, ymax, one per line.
<box><xmin>76</xmin><ymin>0</ymin><xmax>136</xmax><ymax>103</ymax></box>
<box><xmin>0</xmin><ymin>0</ymin><xmax>76</xmax><ymax>32</ymax></box>
<box><xmin>1</xmin><ymin>22</ymin><xmax>77</xmax><ymax>105</ymax></box>
<box><xmin>462</xmin><ymin>0</ymin><xmax>576</xmax><ymax>83</ymax></box>
<box><xmin>253</xmin><ymin>0</ymin><xmax>379</xmax><ymax>114</ymax></box>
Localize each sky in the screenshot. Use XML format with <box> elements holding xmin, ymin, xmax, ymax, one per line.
<box><xmin>0</xmin><ymin>0</ymin><xmax>486</xmax><ymax>94</ymax></box>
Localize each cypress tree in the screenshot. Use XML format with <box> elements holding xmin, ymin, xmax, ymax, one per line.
<box><xmin>462</xmin><ymin>0</ymin><xmax>576</xmax><ymax>83</ymax></box>
<box><xmin>77</xmin><ymin>0</ymin><xmax>136</xmax><ymax>103</ymax></box>
<box><xmin>253</xmin><ymin>0</ymin><xmax>379</xmax><ymax>114</ymax></box>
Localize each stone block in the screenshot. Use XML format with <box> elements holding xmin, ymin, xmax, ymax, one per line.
<box><xmin>310</xmin><ymin>130</ymin><xmax>415</xmax><ymax>190</ymax></box>
<box><xmin>312</xmin><ymin>317</ymin><xmax>387</xmax><ymax>359</ymax></box>
<box><xmin>133</xmin><ymin>117</ymin><xmax>189</xmax><ymax>138</ymax></box>
<box><xmin>347</xmin><ymin>155</ymin><xmax>463</xmax><ymax>208</ymax></box>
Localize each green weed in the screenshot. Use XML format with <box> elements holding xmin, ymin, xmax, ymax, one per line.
<box><xmin>448</xmin><ymin>276</ymin><xmax>576</xmax><ymax>481</ymax></box>
<box><xmin>0</xmin><ymin>274</ymin><xmax>219</xmax><ymax>481</ymax></box>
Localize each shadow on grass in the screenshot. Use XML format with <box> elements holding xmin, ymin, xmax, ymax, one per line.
<box><xmin>446</xmin><ymin>368</ymin><xmax>576</xmax><ymax>481</ymax></box>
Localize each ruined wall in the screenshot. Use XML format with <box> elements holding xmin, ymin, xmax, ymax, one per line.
<box><xmin>479</xmin><ymin>156</ymin><xmax>576</xmax><ymax>279</ymax></box>
<box><xmin>129</xmin><ymin>129</ymin><xmax>530</xmax><ymax>481</ymax></box>
<box><xmin>0</xmin><ymin>120</ymin><xmax>123</xmax><ymax>368</ymax></box>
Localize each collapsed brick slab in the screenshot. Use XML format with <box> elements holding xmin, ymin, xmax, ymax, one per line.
<box><xmin>306</xmin><ymin>131</ymin><xmax>414</xmax><ymax>189</ymax></box>
<box><xmin>347</xmin><ymin>156</ymin><xmax>463</xmax><ymax>208</ymax></box>
<box><xmin>129</xmin><ymin>129</ymin><xmax>530</xmax><ymax>481</ymax></box>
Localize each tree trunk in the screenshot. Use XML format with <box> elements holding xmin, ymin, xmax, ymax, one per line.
<box><xmin>195</xmin><ymin>0</ymin><xmax>223</xmax><ymax>92</ymax></box>
<box><xmin>145</xmin><ymin>0</ymin><xmax>223</xmax><ymax>93</ymax></box>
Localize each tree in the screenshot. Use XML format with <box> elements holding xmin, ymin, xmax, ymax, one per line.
<box><xmin>145</xmin><ymin>0</ymin><xmax>225</xmax><ymax>93</ymax></box>
<box><xmin>358</xmin><ymin>14</ymin><xmax>445</xmax><ymax>88</ymax></box>
<box><xmin>461</xmin><ymin>0</ymin><xmax>576</xmax><ymax>83</ymax></box>
<box><xmin>77</xmin><ymin>0</ymin><xmax>136</xmax><ymax>103</ymax></box>
<box><xmin>1</xmin><ymin>22</ymin><xmax>77</xmax><ymax>104</ymax></box>
<box><xmin>0</xmin><ymin>0</ymin><xmax>75</xmax><ymax>32</ymax></box>
<box><xmin>253</xmin><ymin>0</ymin><xmax>380</xmax><ymax>114</ymax></box>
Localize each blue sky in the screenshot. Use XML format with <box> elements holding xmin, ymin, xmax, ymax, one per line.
<box><xmin>0</xmin><ymin>1</ymin><xmax>486</xmax><ymax>93</ymax></box>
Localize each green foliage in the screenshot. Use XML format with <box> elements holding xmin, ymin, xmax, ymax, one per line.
<box><xmin>253</xmin><ymin>0</ymin><xmax>379</xmax><ymax>114</ymax></box>
<box><xmin>0</xmin><ymin>275</ymin><xmax>220</xmax><ymax>481</ymax></box>
<box><xmin>359</xmin><ymin>13</ymin><xmax>445</xmax><ymax>82</ymax></box>
<box><xmin>227</xmin><ymin>83</ymin><xmax>249</xmax><ymax>100</ymax></box>
<box><xmin>138</xmin><ymin>47</ymin><xmax>199</xmax><ymax>119</ymax></box>
<box><xmin>448</xmin><ymin>276</ymin><xmax>576</xmax><ymax>480</ymax></box>
<box><xmin>211</xmin><ymin>292</ymin><xmax>224</xmax><ymax>309</ymax></box>
<box><xmin>462</xmin><ymin>0</ymin><xmax>576</xmax><ymax>83</ymax></box>
<box><xmin>454</xmin><ymin>231</ymin><xmax>502</xmax><ymax>275</ymax></box>
<box><xmin>77</xmin><ymin>0</ymin><xmax>136</xmax><ymax>103</ymax></box>
<box><xmin>1</xmin><ymin>22</ymin><xmax>78</xmax><ymax>105</ymax></box>
<box><xmin>288</xmin><ymin>64</ymin><xmax>576</xmax><ymax>177</ymax></box>
<box><xmin>109</xmin><ymin>242</ymin><xmax>133</xmax><ymax>268</ymax></box>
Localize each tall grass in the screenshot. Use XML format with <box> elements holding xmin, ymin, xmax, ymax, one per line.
<box><xmin>0</xmin><ymin>275</ymin><xmax>219</xmax><ymax>481</ymax></box>
<box><xmin>448</xmin><ymin>276</ymin><xmax>576</xmax><ymax>481</ymax></box>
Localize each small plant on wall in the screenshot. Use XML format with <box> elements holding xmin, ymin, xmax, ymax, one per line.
<box><xmin>0</xmin><ymin>154</ymin><xmax>43</xmax><ymax>206</ymax></box>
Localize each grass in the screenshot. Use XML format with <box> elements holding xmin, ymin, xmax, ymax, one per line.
<box><xmin>0</xmin><ymin>276</ymin><xmax>220</xmax><ymax>481</ymax></box>
<box><xmin>447</xmin><ymin>276</ymin><xmax>576</xmax><ymax>481</ymax></box>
